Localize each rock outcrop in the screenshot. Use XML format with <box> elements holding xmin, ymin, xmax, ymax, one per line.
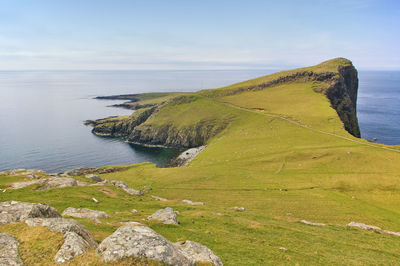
<box><xmin>62</xmin><ymin>207</ymin><xmax>109</xmax><ymax>222</ymax></box>
<box><xmin>97</xmin><ymin>224</ymin><xmax>195</xmax><ymax>265</ymax></box>
<box><xmin>0</xmin><ymin>201</ymin><xmax>61</xmax><ymax>225</ymax></box>
<box><xmin>174</xmin><ymin>240</ymin><xmax>223</xmax><ymax>266</ymax></box>
<box><xmin>110</xmin><ymin>180</ymin><xmax>144</xmax><ymax>196</ymax></box>
<box><xmin>25</xmin><ymin>218</ymin><xmax>98</xmax><ymax>263</ymax></box>
<box><xmin>0</xmin><ymin>233</ymin><xmax>23</xmax><ymax>266</ymax></box>
<box><xmin>168</xmin><ymin>146</ymin><xmax>206</xmax><ymax>167</ymax></box>
<box><xmin>181</xmin><ymin>199</ymin><xmax>204</xmax><ymax>206</ymax></box>
<box><xmin>148</xmin><ymin>207</ymin><xmax>179</xmax><ymax>225</ymax></box>
<box><xmin>11</xmin><ymin>179</ymin><xmax>47</xmax><ymax>189</ymax></box>
<box><xmin>37</xmin><ymin>177</ymin><xmax>78</xmax><ymax>191</ymax></box>
<box><xmin>85</xmin><ymin>174</ymin><xmax>102</xmax><ymax>182</ymax></box>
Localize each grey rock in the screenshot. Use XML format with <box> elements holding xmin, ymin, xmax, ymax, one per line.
<box><xmin>169</xmin><ymin>146</ymin><xmax>206</xmax><ymax>167</ymax></box>
<box><xmin>300</xmin><ymin>220</ymin><xmax>325</xmax><ymax>226</ymax></box>
<box><xmin>0</xmin><ymin>233</ymin><xmax>23</xmax><ymax>266</ymax></box>
<box><xmin>37</xmin><ymin>177</ymin><xmax>78</xmax><ymax>191</ymax></box>
<box><xmin>55</xmin><ymin>231</ymin><xmax>95</xmax><ymax>263</ymax></box>
<box><xmin>182</xmin><ymin>199</ymin><xmax>204</xmax><ymax>206</ymax></box>
<box><xmin>174</xmin><ymin>240</ymin><xmax>223</xmax><ymax>266</ymax></box>
<box><xmin>10</xmin><ymin>179</ymin><xmax>47</xmax><ymax>189</ymax></box>
<box><xmin>148</xmin><ymin>207</ymin><xmax>179</xmax><ymax>225</ymax></box>
<box><xmin>0</xmin><ymin>201</ymin><xmax>61</xmax><ymax>225</ymax></box>
<box><xmin>111</xmin><ymin>180</ymin><xmax>144</xmax><ymax>196</ymax></box>
<box><xmin>347</xmin><ymin>222</ymin><xmax>381</xmax><ymax>231</ymax></box>
<box><xmin>381</xmin><ymin>230</ymin><xmax>400</xmax><ymax>237</ymax></box>
<box><xmin>131</xmin><ymin>209</ymin><xmax>138</xmax><ymax>214</ymax></box>
<box><xmin>76</xmin><ymin>181</ymin><xmax>88</xmax><ymax>187</ymax></box>
<box><xmin>85</xmin><ymin>174</ymin><xmax>102</xmax><ymax>182</ymax></box>
<box><xmin>231</xmin><ymin>206</ymin><xmax>246</xmax><ymax>212</ymax></box>
<box><xmin>25</xmin><ymin>218</ymin><xmax>98</xmax><ymax>262</ymax></box>
<box><xmin>97</xmin><ymin>224</ymin><xmax>195</xmax><ymax>265</ymax></box>
<box><xmin>151</xmin><ymin>195</ymin><xmax>168</xmax><ymax>201</ymax></box>
<box><xmin>62</xmin><ymin>207</ymin><xmax>109</xmax><ymax>221</ymax></box>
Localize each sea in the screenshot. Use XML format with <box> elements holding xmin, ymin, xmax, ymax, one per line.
<box><xmin>0</xmin><ymin>70</ymin><xmax>398</xmax><ymax>172</ymax></box>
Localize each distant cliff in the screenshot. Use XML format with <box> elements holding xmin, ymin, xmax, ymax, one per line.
<box><xmin>86</xmin><ymin>58</ymin><xmax>360</xmax><ymax>149</ymax></box>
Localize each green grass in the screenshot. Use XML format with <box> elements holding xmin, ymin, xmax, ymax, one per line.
<box><xmin>1</xmin><ymin>58</ymin><xmax>400</xmax><ymax>265</ymax></box>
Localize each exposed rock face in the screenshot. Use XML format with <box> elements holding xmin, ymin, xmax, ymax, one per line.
<box><xmin>85</xmin><ymin>174</ymin><xmax>102</xmax><ymax>182</ymax></box>
<box><xmin>97</xmin><ymin>224</ymin><xmax>195</xmax><ymax>265</ymax></box>
<box><xmin>151</xmin><ymin>195</ymin><xmax>168</xmax><ymax>201</ymax></box>
<box><xmin>128</xmin><ymin>121</ymin><xmax>227</xmax><ymax>148</ymax></box>
<box><xmin>25</xmin><ymin>218</ymin><xmax>98</xmax><ymax>262</ymax></box>
<box><xmin>325</xmin><ymin>65</ymin><xmax>360</xmax><ymax>137</ymax></box>
<box><xmin>65</xmin><ymin>166</ymin><xmax>127</xmax><ymax>176</ymax></box>
<box><xmin>181</xmin><ymin>199</ymin><xmax>204</xmax><ymax>206</ymax></box>
<box><xmin>37</xmin><ymin>177</ymin><xmax>78</xmax><ymax>191</ymax></box>
<box><xmin>347</xmin><ymin>222</ymin><xmax>381</xmax><ymax>231</ymax></box>
<box><xmin>169</xmin><ymin>146</ymin><xmax>206</xmax><ymax>167</ymax></box>
<box><xmin>231</xmin><ymin>206</ymin><xmax>246</xmax><ymax>212</ymax></box>
<box><xmin>0</xmin><ymin>233</ymin><xmax>23</xmax><ymax>266</ymax></box>
<box><xmin>174</xmin><ymin>240</ymin><xmax>223</xmax><ymax>266</ymax></box>
<box><xmin>148</xmin><ymin>207</ymin><xmax>179</xmax><ymax>225</ymax></box>
<box><xmin>0</xmin><ymin>201</ymin><xmax>61</xmax><ymax>225</ymax></box>
<box><xmin>11</xmin><ymin>179</ymin><xmax>47</xmax><ymax>189</ymax></box>
<box><xmin>300</xmin><ymin>220</ymin><xmax>326</xmax><ymax>226</ymax></box>
<box><xmin>90</xmin><ymin>107</ymin><xmax>156</xmax><ymax>137</ymax></box>
<box><xmin>110</xmin><ymin>180</ymin><xmax>144</xmax><ymax>196</ymax></box>
<box><xmin>62</xmin><ymin>207</ymin><xmax>109</xmax><ymax>221</ymax></box>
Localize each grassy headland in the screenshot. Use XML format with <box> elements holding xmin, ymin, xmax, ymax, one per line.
<box><xmin>2</xmin><ymin>58</ymin><xmax>400</xmax><ymax>265</ymax></box>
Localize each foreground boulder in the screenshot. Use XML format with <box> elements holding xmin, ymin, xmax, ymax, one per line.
<box><xmin>111</xmin><ymin>180</ymin><xmax>144</xmax><ymax>196</ymax></box>
<box><xmin>97</xmin><ymin>224</ymin><xmax>195</xmax><ymax>265</ymax></box>
<box><xmin>148</xmin><ymin>207</ymin><xmax>179</xmax><ymax>225</ymax></box>
<box><xmin>25</xmin><ymin>218</ymin><xmax>98</xmax><ymax>263</ymax></box>
<box><xmin>0</xmin><ymin>233</ymin><xmax>23</xmax><ymax>266</ymax></box>
<box><xmin>175</xmin><ymin>240</ymin><xmax>223</xmax><ymax>266</ymax></box>
<box><xmin>0</xmin><ymin>201</ymin><xmax>61</xmax><ymax>225</ymax></box>
<box><xmin>37</xmin><ymin>177</ymin><xmax>78</xmax><ymax>191</ymax></box>
<box><xmin>62</xmin><ymin>207</ymin><xmax>109</xmax><ymax>222</ymax></box>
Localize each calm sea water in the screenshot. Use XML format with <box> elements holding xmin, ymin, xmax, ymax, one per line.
<box><xmin>357</xmin><ymin>71</ymin><xmax>400</xmax><ymax>145</ymax></box>
<box><xmin>0</xmin><ymin>70</ymin><xmax>398</xmax><ymax>172</ymax></box>
<box><xmin>0</xmin><ymin>70</ymin><xmax>271</xmax><ymax>172</ymax></box>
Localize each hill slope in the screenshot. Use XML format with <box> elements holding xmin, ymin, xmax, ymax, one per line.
<box><xmin>2</xmin><ymin>58</ymin><xmax>400</xmax><ymax>265</ymax></box>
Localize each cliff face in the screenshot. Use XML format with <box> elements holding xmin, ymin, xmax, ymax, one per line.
<box><xmin>325</xmin><ymin>65</ymin><xmax>360</xmax><ymax>137</ymax></box>
<box><xmin>87</xmin><ymin>97</ymin><xmax>230</xmax><ymax>149</ymax></box>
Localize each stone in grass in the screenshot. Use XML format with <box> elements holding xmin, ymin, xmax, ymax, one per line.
<box><xmin>347</xmin><ymin>222</ymin><xmax>381</xmax><ymax>231</ymax></box>
<box><xmin>25</xmin><ymin>218</ymin><xmax>98</xmax><ymax>263</ymax></box>
<box><xmin>231</xmin><ymin>206</ymin><xmax>246</xmax><ymax>212</ymax></box>
<box><xmin>182</xmin><ymin>199</ymin><xmax>204</xmax><ymax>206</ymax></box>
<box><xmin>97</xmin><ymin>224</ymin><xmax>195</xmax><ymax>265</ymax></box>
<box><xmin>300</xmin><ymin>220</ymin><xmax>326</xmax><ymax>226</ymax></box>
<box><xmin>0</xmin><ymin>232</ymin><xmax>23</xmax><ymax>266</ymax></box>
<box><xmin>0</xmin><ymin>201</ymin><xmax>61</xmax><ymax>225</ymax></box>
<box><xmin>62</xmin><ymin>207</ymin><xmax>109</xmax><ymax>221</ymax></box>
<box><xmin>148</xmin><ymin>207</ymin><xmax>179</xmax><ymax>225</ymax></box>
<box><xmin>151</xmin><ymin>195</ymin><xmax>168</xmax><ymax>201</ymax></box>
<box><xmin>85</xmin><ymin>174</ymin><xmax>102</xmax><ymax>182</ymax></box>
<box><xmin>111</xmin><ymin>180</ymin><xmax>144</xmax><ymax>196</ymax></box>
<box><xmin>36</xmin><ymin>177</ymin><xmax>78</xmax><ymax>191</ymax></box>
<box><xmin>174</xmin><ymin>240</ymin><xmax>223</xmax><ymax>266</ymax></box>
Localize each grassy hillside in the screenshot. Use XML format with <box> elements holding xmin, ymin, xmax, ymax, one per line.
<box><xmin>2</xmin><ymin>58</ymin><xmax>400</xmax><ymax>265</ymax></box>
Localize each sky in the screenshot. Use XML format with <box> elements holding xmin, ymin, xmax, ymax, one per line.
<box><xmin>0</xmin><ymin>0</ymin><xmax>399</xmax><ymax>70</ymax></box>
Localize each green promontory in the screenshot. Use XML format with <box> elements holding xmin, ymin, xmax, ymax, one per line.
<box><xmin>87</xmin><ymin>58</ymin><xmax>360</xmax><ymax>148</ymax></box>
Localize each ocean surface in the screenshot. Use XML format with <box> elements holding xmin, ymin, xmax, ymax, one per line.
<box><xmin>0</xmin><ymin>70</ymin><xmax>398</xmax><ymax>172</ymax></box>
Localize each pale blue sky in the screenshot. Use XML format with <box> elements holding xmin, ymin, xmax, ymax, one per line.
<box><xmin>0</xmin><ymin>0</ymin><xmax>399</xmax><ymax>70</ymax></box>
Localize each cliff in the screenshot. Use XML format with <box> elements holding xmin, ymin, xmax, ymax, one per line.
<box><xmin>87</xmin><ymin>58</ymin><xmax>360</xmax><ymax>149</ymax></box>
